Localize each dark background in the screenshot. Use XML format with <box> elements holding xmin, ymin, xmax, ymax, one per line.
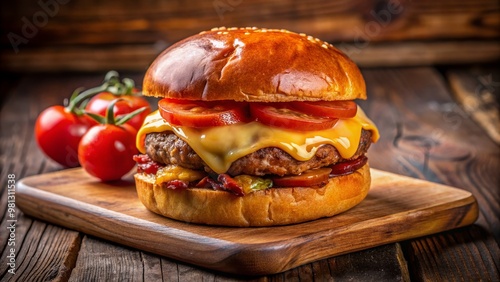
<box><xmin>1</xmin><ymin>0</ymin><xmax>499</xmax><ymax>73</ymax></box>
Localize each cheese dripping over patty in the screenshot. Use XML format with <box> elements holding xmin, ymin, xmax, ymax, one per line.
<box><xmin>136</xmin><ymin>107</ymin><xmax>379</xmax><ymax>174</ymax></box>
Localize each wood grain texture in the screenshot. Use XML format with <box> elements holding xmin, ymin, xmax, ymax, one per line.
<box><xmin>15</xmin><ymin>167</ymin><xmax>478</xmax><ymax>275</ymax></box>
<box><xmin>342</xmin><ymin>40</ymin><xmax>500</xmax><ymax>67</ymax></box>
<box><xmin>447</xmin><ymin>66</ymin><xmax>500</xmax><ymax>144</ymax></box>
<box><xmin>402</xmin><ymin>226</ymin><xmax>500</xmax><ymax>281</ymax></box>
<box><xmin>323</xmin><ymin>244</ymin><xmax>410</xmax><ymax>281</ymax></box>
<box><xmin>0</xmin><ymin>221</ymin><xmax>81</xmax><ymax>281</ymax></box>
<box><xmin>1</xmin><ymin>0</ymin><xmax>499</xmax><ymax>71</ymax></box>
<box><xmin>360</xmin><ymin>67</ymin><xmax>500</xmax><ymax>280</ymax></box>
<box><xmin>0</xmin><ymin>75</ymin><xmax>84</xmax><ymax>281</ymax></box>
<box><xmin>361</xmin><ymin>68</ymin><xmax>499</xmax><ymax>237</ymax></box>
<box><xmin>68</xmin><ymin>236</ymin><xmax>145</xmax><ymax>282</ymax></box>
<box><xmin>1</xmin><ymin>40</ymin><xmax>499</xmax><ymax>72</ymax></box>
<box><xmin>1</xmin><ymin>0</ymin><xmax>498</xmax><ymax>46</ymax></box>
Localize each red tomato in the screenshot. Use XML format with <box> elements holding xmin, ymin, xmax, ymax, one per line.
<box><xmin>158</xmin><ymin>99</ymin><xmax>247</xmax><ymax>127</ymax></box>
<box><xmin>249</xmin><ymin>103</ymin><xmax>337</xmax><ymax>131</ymax></box>
<box><xmin>78</xmin><ymin>123</ymin><xmax>138</xmax><ymax>181</ymax></box>
<box><xmin>272</xmin><ymin>168</ymin><xmax>332</xmax><ymax>187</ymax></box>
<box><xmin>290</xmin><ymin>101</ymin><xmax>358</xmax><ymax>119</ymax></box>
<box><xmin>35</xmin><ymin>105</ymin><xmax>93</xmax><ymax>167</ymax></box>
<box><xmin>85</xmin><ymin>92</ymin><xmax>152</xmax><ymax>131</ymax></box>
<box><xmin>330</xmin><ymin>156</ymin><xmax>368</xmax><ymax>176</ymax></box>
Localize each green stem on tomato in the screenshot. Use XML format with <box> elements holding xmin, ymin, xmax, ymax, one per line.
<box><xmin>65</xmin><ymin>70</ymin><xmax>137</xmax><ymax>116</ymax></box>
<box><xmin>116</xmin><ymin>107</ymin><xmax>147</xmax><ymax>125</ymax></box>
<box><xmin>122</xmin><ymin>78</ymin><xmax>135</xmax><ymax>95</ymax></box>
<box><xmin>103</xmin><ymin>70</ymin><xmax>120</xmax><ymax>82</ymax></box>
<box><xmin>105</xmin><ymin>99</ymin><xmax>120</xmax><ymax>124</ymax></box>
<box><xmin>66</xmin><ymin>85</ymin><xmax>108</xmax><ymax>115</ymax></box>
<box><xmin>85</xmin><ymin>98</ymin><xmax>146</xmax><ymax>126</ymax></box>
<box><xmin>102</xmin><ymin>70</ymin><xmax>135</xmax><ymax>96</ymax></box>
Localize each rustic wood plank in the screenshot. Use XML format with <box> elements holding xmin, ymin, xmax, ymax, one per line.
<box><xmin>69</xmin><ymin>236</ymin><xmax>146</xmax><ymax>281</ymax></box>
<box><xmin>70</xmin><ymin>237</ymin><xmax>268</xmax><ymax>281</ymax></box>
<box><xmin>1</xmin><ymin>0</ymin><xmax>499</xmax><ymax>71</ymax></box>
<box><xmin>402</xmin><ymin>226</ymin><xmax>500</xmax><ymax>281</ymax></box>
<box><xmin>360</xmin><ymin>67</ymin><xmax>500</xmax><ymax>280</ymax></box>
<box><xmin>1</xmin><ymin>40</ymin><xmax>499</xmax><ymax>72</ymax></box>
<box><xmin>66</xmin><ymin>239</ymin><xmax>409</xmax><ymax>281</ymax></box>
<box><xmin>342</xmin><ymin>40</ymin><xmax>500</xmax><ymax>67</ymax></box>
<box><xmin>326</xmin><ymin>244</ymin><xmax>410</xmax><ymax>281</ymax></box>
<box><xmin>65</xmin><ymin>240</ymin><xmax>407</xmax><ymax>281</ymax></box>
<box><xmin>362</xmin><ymin>68</ymin><xmax>499</xmax><ymax>235</ymax></box>
<box><xmin>1</xmin><ymin>0</ymin><xmax>498</xmax><ymax>47</ymax></box>
<box><xmin>446</xmin><ymin>66</ymin><xmax>500</xmax><ymax>144</ymax></box>
<box><xmin>0</xmin><ymin>74</ymin><xmax>20</xmax><ymax>109</ymax></box>
<box><xmin>0</xmin><ymin>221</ymin><xmax>81</xmax><ymax>281</ymax></box>
<box><xmin>0</xmin><ymin>46</ymin><xmax>160</xmax><ymax>72</ymax></box>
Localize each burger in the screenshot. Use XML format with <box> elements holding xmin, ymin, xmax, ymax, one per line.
<box><xmin>133</xmin><ymin>27</ymin><xmax>380</xmax><ymax>227</ymax></box>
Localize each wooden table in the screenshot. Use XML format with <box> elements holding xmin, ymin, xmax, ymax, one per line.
<box><xmin>1</xmin><ymin>66</ymin><xmax>498</xmax><ymax>281</ymax></box>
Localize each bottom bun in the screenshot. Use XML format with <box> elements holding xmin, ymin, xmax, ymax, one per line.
<box><xmin>134</xmin><ymin>164</ymin><xmax>371</xmax><ymax>227</ymax></box>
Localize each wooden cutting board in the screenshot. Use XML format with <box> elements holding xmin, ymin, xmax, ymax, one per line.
<box><xmin>16</xmin><ymin>168</ymin><xmax>478</xmax><ymax>275</ymax></box>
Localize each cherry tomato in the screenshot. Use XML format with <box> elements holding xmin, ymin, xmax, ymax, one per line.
<box><xmin>158</xmin><ymin>99</ymin><xmax>247</xmax><ymax>127</ymax></box>
<box><xmin>290</xmin><ymin>101</ymin><xmax>358</xmax><ymax>119</ymax></box>
<box><xmin>249</xmin><ymin>103</ymin><xmax>337</xmax><ymax>131</ymax></box>
<box><xmin>85</xmin><ymin>92</ymin><xmax>151</xmax><ymax>131</ymax></box>
<box><xmin>272</xmin><ymin>168</ymin><xmax>332</xmax><ymax>187</ymax></box>
<box><xmin>35</xmin><ymin>105</ymin><xmax>93</xmax><ymax>167</ymax></box>
<box><xmin>78</xmin><ymin>123</ymin><xmax>138</xmax><ymax>181</ymax></box>
<box><xmin>330</xmin><ymin>156</ymin><xmax>368</xmax><ymax>176</ymax></box>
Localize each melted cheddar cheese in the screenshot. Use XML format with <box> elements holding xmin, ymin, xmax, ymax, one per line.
<box><xmin>137</xmin><ymin>107</ymin><xmax>379</xmax><ymax>174</ymax></box>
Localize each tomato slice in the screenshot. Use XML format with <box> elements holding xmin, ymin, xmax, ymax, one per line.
<box><xmin>290</xmin><ymin>101</ymin><xmax>358</xmax><ymax>119</ymax></box>
<box><xmin>330</xmin><ymin>156</ymin><xmax>368</xmax><ymax>176</ymax></box>
<box><xmin>249</xmin><ymin>103</ymin><xmax>337</xmax><ymax>131</ymax></box>
<box><xmin>272</xmin><ymin>168</ymin><xmax>332</xmax><ymax>187</ymax></box>
<box><xmin>158</xmin><ymin>99</ymin><xmax>247</xmax><ymax>127</ymax></box>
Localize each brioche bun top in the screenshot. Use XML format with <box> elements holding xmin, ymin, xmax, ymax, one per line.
<box><xmin>143</xmin><ymin>27</ymin><xmax>366</xmax><ymax>102</ymax></box>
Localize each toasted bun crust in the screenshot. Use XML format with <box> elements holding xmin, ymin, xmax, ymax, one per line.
<box><xmin>143</xmin><ymin>27</ymin><xmax>366</xmax><ymax>102</ymax></box>
<box><xmin>134</xmin><ymin>164</ymin><xmax>371</xmax><ymax>227</ymax></box>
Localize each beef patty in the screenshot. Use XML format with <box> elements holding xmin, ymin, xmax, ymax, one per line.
<box><xmin>145</xmin><ymin>130</ymin><xmax>372</xmax><ymax>176</ymax></box>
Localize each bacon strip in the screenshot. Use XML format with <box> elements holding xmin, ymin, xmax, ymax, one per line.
<box><xmin>133</xmin><ymin>154</ymin><xmax>162</xmax><ymax>174</ymax></box>
<box><xmin>164</xmin><ymin>180</ymin><xmax>189</xmax><ymax>190</ymax></box>
<box><xmin>195</xmin><ymin>175</ymin><xmax>244</xmax><ymax>196</ymax></box>
<box><xmin>217</xmin><ymin>174</ymin><xmax>244</xmax><ymax>196</ymax></box>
